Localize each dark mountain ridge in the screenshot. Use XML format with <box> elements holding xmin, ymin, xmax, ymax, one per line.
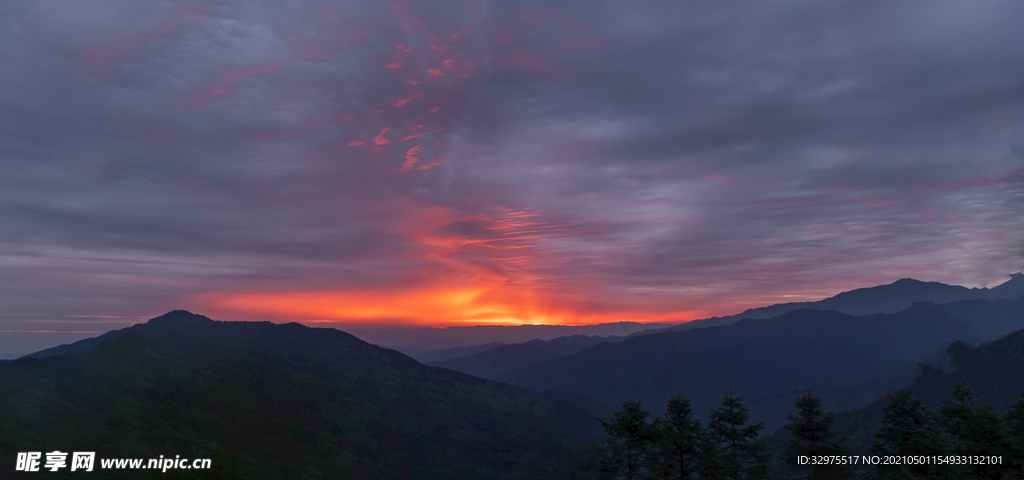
<box><xmin>912</xmin><ymin>328</ymin><xmax>1024</xmax><ymax>408</ymax></box>
<box><xmin>501</xmin><ymin>298</ymin><xmax>1024</xmax><ymax>431</ymax></box>
<box><xmin>636</xmin><ymin>273</ymin><xmax>1024</xmax><ymax>335</ymax></box>
<box><xmin>1</xmin><ymin>311</ymin><xmax>600</xmax><ymax>479</ymax></box>
<box><xmin>425</xmin><ymin>275</ymin><xmax>1024</xmax><ymax>381</ymax></box>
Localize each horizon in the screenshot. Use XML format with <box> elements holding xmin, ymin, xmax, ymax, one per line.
<box><xmin>1</xmin><ymin>1</ymin><xmax>1023</xmax><ymax>353</ymax></box>
<box><xmin>3</xmin><ymin>273</ymin><xmax>1021</xmax><ymax>356</ymax></box>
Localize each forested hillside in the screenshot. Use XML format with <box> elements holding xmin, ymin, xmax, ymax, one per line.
<box><xmin>1</xmin><ymin>311</ymin><xmax>600</xmax><ymax>479</ymax></box>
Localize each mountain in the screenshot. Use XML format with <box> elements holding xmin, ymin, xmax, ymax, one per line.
<box><xmin>427</xmin><ymin>335</ymin><xmax>623</xmax><ymax>380</ymax></box>
<box><xmin>501</xmin><ymin>298</ymin><xmax>1024</xmax><ymax>430</ymax></box>
<box><xmin>743</xmin><ymin>361</ymin><xmax>926</xmax><ymax>435</ymax></box>
<box><xmin>764</xmin><ymin>320</ymin><xmax>1024</xmax><ymax>476</ymax></box>
<box><xmin>911</xmin><ymin>327</ymin><xmax>1024</xmax><ymax>408</ymax></box>
<box><xmin>415</xmin><ymin>276</ymin><xmax>1024</xmax><ymax>385</ymax></box>
<box><xmin>744</xmin><ymin>337</ymin><xmax>964</xmax><ymax>435</ymax></box>
<box><xmin>344</xmin><ymin>321</ymin><xmax>673</xmax><ymax>353</ymax></box>
<box><xmin>987</xmin><ymin>272</ymin><xmax>1024</xmax><ymax>299</ymax></box>
<box><xmin>409</xmin><ymin>342</ymin><xmax>508</xmax><ymax>363</ymax></box>
<box><xmin>0</xmin><ymin>311</ymin><xmax>601</xmax><ymax>479</ymax></box>
<box><xmin>632</xmin><ymin>273</ymin><xmax>1024</xmax><ymax>335</ymax></box>
<box><xmin>381</xmin><ymin>275</ymin><xmax>1024</xmax><ymax>377</ymax></box>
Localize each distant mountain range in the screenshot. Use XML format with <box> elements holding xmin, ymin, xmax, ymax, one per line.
<box><xmin>345</xmin><ymin>321</ymin><xmax>672</xmax><ymax>355</ymax></box>
<box><xmin>426</xmin><ymin>335</ymin><xmax>624</xmax><ymax>379</ymax></box>
<box><xmin>379</xmin><ymin>274</ymin><xmax>1024</xmax><ymax>356</ymax></box>
<box><xmin>646</xmin><ymin>272</ymin><xmax>1024</xmax><ymax>334</ymax></box>
<box><xmin>0</xmin><ymin>311</ymin><xmax>600</xmax><ymax>479</ymax></box>
<box><xmin>410</xmin><ymin>342</ymin><xmax>509</xmax><ymax>363</ymax></box>
<box><xmin>426</xmin><ymin>275</ymin><xmax>1024</xmax><ymax>388</ymax></box>
<box><xmin>498</xmin><ymin>298</ymin><xmax>1024</xmax><ymax>432</ymax></box>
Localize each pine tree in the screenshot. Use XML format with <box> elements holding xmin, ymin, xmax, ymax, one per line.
<box><xmin>654</xmin><ymin>395</ymin><xmax>704</xmax><ymax>480</ymax></box>
<box><xmin>697</xmin><ymin>425</ymin><xmax>726</xmax><ymax>480</ymax></box>
<box><xmin>1004</xmin><ymin>395</ymin><xmax>1024</xmax><ymax>479</ymax></box>
<box><xmin>783</xmin><ymin>392</ymin><xmax>851</xmax><ymax>479</ymax></box>
<box><xmin>599</xmin><ymin>400</ymin><xmax>659</xmax><ymax>480</ymax></box>
<box><xmin>1007</xmin><ymin>395</ymin><xmax>1024</xmax><ymax>443</ymax></box>
<box><xmin>938</xmin><ymin>383</ymin><xmax>1014</xmax><ymax>479</ymax></box>
<box><xmin>707</xmin><ymin>390</ymin><xmax>770</xmax><ymax>479</ymax></box>
<box><xmin>969</xmin><ymin>404</ymin><xmax>1014</xmax><ymax>479</ymax></box>
<box><xmin>871</xmin><ymin>389</ymin><xmax>958</xmax><ymax>480</ymax></box>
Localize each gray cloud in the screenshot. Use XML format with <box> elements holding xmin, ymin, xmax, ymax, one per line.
<box><xmin>1</xmin><ymin>0</ymin><xmax>1023</xmax><ymax>352</ymax></box>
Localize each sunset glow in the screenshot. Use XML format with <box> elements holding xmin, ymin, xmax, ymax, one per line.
<box><xmin>202</xmin><ymin>284</ymin><xmax>715</xmax><ymax>326</ymax></box>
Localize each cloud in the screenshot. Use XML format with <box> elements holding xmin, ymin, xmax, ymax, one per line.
<box><xmin>0</xmin><ymin>0</ymin><xmax>1022</xmax><ymax>341</ymax></box>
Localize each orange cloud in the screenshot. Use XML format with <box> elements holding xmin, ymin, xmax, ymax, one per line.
<box><xmin>198</xmin><ymin>204</ymin><xmax>711</xmax><ymax>327</ymax></box>
<box><xmin>203</xmin><ymin>285</ymin><xmax>503</xmax><ymax>325</ymax></box>
<box><xmin>373</xmin><ymin>128</ymin><xmax>392</xmax><ymax>146</ymax></box>
<box><xmin>200</xmin><ymin>282</ymin><xmax>705</xmax><ymax>327</ymax></box>
<box><xmin>400</xmin><ymin>145</ymin><xmax>422</xmax><ymax>171</ymax></box>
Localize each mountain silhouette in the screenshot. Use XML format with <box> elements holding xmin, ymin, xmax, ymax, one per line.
<box><xmin>427</xmin><ymin>335</ymin><xmax>622</xmax><ymax>380</ymax></box>
<box><xmin>409</xmin><ymin>342</ymin><xmax>508</xmax><ymax>363</ymax></box>
<box><xmin>346</xmin><ymin>321</ymin><xmax>672</xmax><ymax>354</ymax></box>
<box><xmin>426</xmin><ymin>275</ymin><xmax>1024</xmax><ymax>381</ymax></box>
<box><xmin>500</xmin><ymin>298</ymin><xmax>1024</xmax><ymax>429</ymax></box>
<box><xmin>646</xmin><ymin>273</ymin><xmax>1024</xmax><ymax>334</ymax></box>
<box><xmin>1</xmin><ymin>311</ymin><xmax>600</xmax><ymax>479</ymax></box>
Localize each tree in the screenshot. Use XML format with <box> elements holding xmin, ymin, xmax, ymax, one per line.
<box><xmin>938</xmin><ymin>383</ymin><xmax>1014</xmax><ymax>479</ymax></box>
<box><xmin>1004</xmin><ymin>395</ymin><xmax>1024</xmax><ymax>479</ymax></box>
<box><xmin>707</xmin><ymin>390</ymin><xmax>770</xmax><ymax>479</ymax></box>
<box><xmin>696</xmin><ymin>424</ymin><xmax>726</xmax><ymax>480</ymax></box>
<box><xmin>871</xmin><ymin>390</ymin><xmax>958</xmax><ymax>480</ymax></box>
<box><xmin>783</xmin><ymin>392</ymin><xmax>851</xmax><ymax>479</ymax></box>
<box><xmin>599</xmin><ymin>400</ymin><xmax>659</xmax><ymax>480</ymax></box>
<box><xmin>653</xmin><ymin>395</ymin><xmax>705</xmax><ymax>480</ymax></box>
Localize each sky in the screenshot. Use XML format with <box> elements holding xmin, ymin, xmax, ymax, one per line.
<box><xmin>1</xmin><ymin>0</ymin><xmax>1023</xmax><ymax>353</ymax></box>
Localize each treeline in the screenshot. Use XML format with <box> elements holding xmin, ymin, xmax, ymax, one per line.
<box><xmin>597</xmin><ymin>384</ymin><xmax>1024</xmax><ymax>479</ymax></box>
<box><xmin>597</xmin><ymin>390</ymin><xmax>769</xmax><ymax>479</ymax></box>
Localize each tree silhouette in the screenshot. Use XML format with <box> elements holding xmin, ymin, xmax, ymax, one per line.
<box><xmin>783</xmin><ymin>392</ymin><xmax>851</xmax><ymax>479</ymax></box>
<box><xmin>938</xmin><ymin>383</ymin><xmax>1014</xmax><ymax>479</ymax></box>
<box><xmin>707</xmin><ymin>390</ymin><xmax>770</xmax><ymax>479</ymax></box>
<box><xmin>1006</xmin><ymin>395</ymin><xmax>1024</xmax><ymax>473</ymax></box>
<box><xmin>599</xmin><ymin>400</ymin><xmax>658</xmax><ymax>479</ymax></box>
<box><xmin>871</xmin><ymin>389</ymin><xmax>958</xmax><ymax>480</ymax></box>
<box><xmin>653</xmin><ymin>395</ymin><xmax>705</xmax><ymax>479</ymax></box>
